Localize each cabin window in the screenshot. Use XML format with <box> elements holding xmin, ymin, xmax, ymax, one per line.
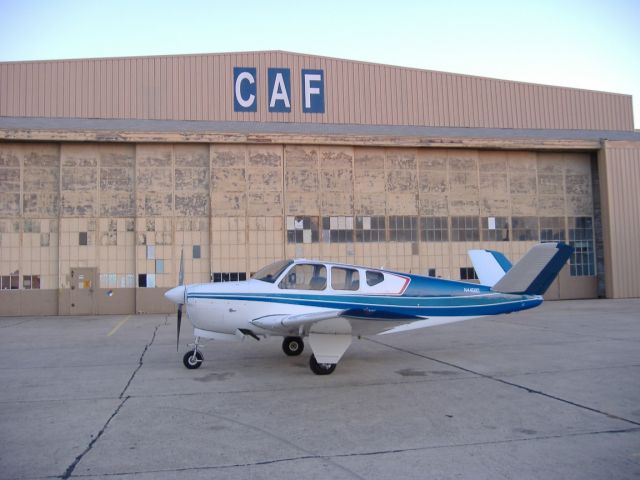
<box><xmin>331</xmin><ymin>267</ymin><xmax>360</xmax><ymax>291</ymax></box>
<box><xmin>279</xmin><ymin>264</ymin><xmax>326</xmax><ymax>290</ymax></box>
<box><xmin>252</xmin><ymin>260</ymin><xmax>293</xmax><ymax>283</ymax></box>
<box><xmin>366</xmin><ymin>270</ymin><xmax>384</xmax><ymax>286</ymax></box>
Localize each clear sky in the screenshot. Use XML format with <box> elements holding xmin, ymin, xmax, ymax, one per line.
<box><xmin>0</xmin><ymin>0</ymin><xmax>638</xmax><ymax>127</ymax></box>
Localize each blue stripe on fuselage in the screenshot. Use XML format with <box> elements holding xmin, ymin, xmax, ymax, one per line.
<box><xmin>186</xmin><ymin>291</ymin><xmax>542</xmax><ymax>317</ymax></box>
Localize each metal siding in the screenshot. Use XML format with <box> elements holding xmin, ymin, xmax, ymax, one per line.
<box><xmin>0</xmin><ymin>51</ymin><xmax>633</xmax><ymax>130</ymax></box>
<box><xmin>601</xmin><ymin>143</ymin><xmax>640</xmax><ymax>298</ymax></box>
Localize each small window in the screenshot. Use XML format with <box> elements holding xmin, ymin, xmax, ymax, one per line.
<box><xmin>355</xmin><ymin>216</ymin><xmax>386</xmax><ymax>242</ymax></box>
<box><xmin>279</xmin><ymin>264</ymin><xmax>326</xmax><ymax>290</ymax></box>
<box><xmin>193</xmin><ymin>245</ymin><xmax>201</xmax><ymax>259</ymax></box>
<box><xmin>146</xmin><ymin>245</ymin><xmax>155</xmax><ymax>260</ymax></box>
<box><xmin>79</xmin><ymin>232</ymin><xmax>88</xmax><ymax>246</ymax></box>
<box><xmin>460</xmin><ymin>267</ymin><xmax>478</xmax><ymax>280</ymax></box>
<box><xmin>540</xmin><ymin>217</ymin><xmax>566</xmax><ymax>242</ymax></box>
<box><xmin>1</xmin><ymin>271</ymin><xmax>20</xmax><ymax>290</ymax></box>
<box><xmin>481</xmin><ymin>217</ymin><xmax>509</xmax><ymax>241</ymax></box>
<box><xmin>427</xmin><ymin>268</ymin><xmax>436</xmax><ymax>277</ymax></box>
<box><xmin>451</xmin><ymin>217</ymin><xmax>479</xmax><ymax>242</ymax></box>
<box><xmin>511</xmin><ymin>217</ymin><xmax>539</xmax><ymax>241</ymax></box>
<box><xmin>22</xmin><ymin>275</ymin><xmax>40</xmax><ymax>289</ymax></box>
<box><xmin>331</xmin><ymin>267</ymin><xmax>360</xmax><ymax>291</ymax></box>
<box><xmin>138</xmin><ymin>274</ymin><xmax>147</xmax><ymax>288</ymax></box>
<box><xmin>421</xmin><ymin>217</ymin><xmax>449</xmax><ymax>242</ymax></box>
<box><xmin>366</xmin><ymin>271</ymin><xmax>384</xmax><ymax>286</ymax></box>
<box><xmin>155</xmin><ymin>260</ymin><xmax>164</xmax><ymax>273</ymax></box>
<box><xmin>212</xmin><ymin>272</ymin><xmax>248</xmax><ymax>282</ymax></box>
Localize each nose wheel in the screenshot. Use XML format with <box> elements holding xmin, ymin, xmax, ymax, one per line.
<box><xmin>182</xmin><ymin>336</ymin><xmax>204</xmax><ymax>369</ymax></box>
<box><xmin>282</xmin><ymin>336</ymin><xmax>304</xmax><ymax>356</ymax></box>
<box><xmin>183</xmin><ymin>350</ymin><xmax>203</xmax><ymax>369</ymax></box>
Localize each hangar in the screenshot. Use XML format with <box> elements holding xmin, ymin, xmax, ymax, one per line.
<box><xmin>0</xmin><ymin>51</ymin><xmax>639</xmax><ymax>316</ymax></box>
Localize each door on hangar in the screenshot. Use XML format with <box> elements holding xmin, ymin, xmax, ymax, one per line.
<box><xmin>70</xmin><ymin>267</ymin><xmax>97</xmax><ymax>315</ymax></box>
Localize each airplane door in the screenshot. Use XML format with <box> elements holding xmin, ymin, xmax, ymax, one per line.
<box><xmin>70</xmin><ymin>267</ymin><xmax>97</xmax><ymax>315</ymax></box>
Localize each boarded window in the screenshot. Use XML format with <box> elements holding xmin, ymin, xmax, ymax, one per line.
<box><xmin>481</xmin><ymin>217</ymin><xmax>509</xmax><ymax>241</ymax></box>
<box><xmin>286</xmin><ymin>216</ymin><xmax>319</xmax><ymax>244</ymax></box>
<box><xmin>355</xmin><ymin>216</ymin><xmax>386</xmax><ymax>242</ymax></box>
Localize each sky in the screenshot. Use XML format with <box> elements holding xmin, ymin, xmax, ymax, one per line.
<box><xmin>0</xmin><ymin>0</ymin><xmax>638</xmax><ymax>127</ymax></box>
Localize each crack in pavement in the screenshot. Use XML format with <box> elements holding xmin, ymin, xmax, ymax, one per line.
<box><xmin>58</xmin><ymin>317</ymin><xmax>167</xmax><ymax>479</ymax></box>
<box><xmin>366</xmin><ymin>337</ymin><xmax>640</xmax><ymax>427</ymax></box>
<box><xmin>63</xmin><ymin>425</ymin><xmax>640</xmax><ymax>478</ymax></box>
<box><xmin>118</xmin><ymin>318</ymin><xmax>165</xmax><ymax>399</ymax></box>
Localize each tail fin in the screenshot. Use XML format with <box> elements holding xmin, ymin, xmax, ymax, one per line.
<box><xmin>468</xmin><ymin>249</ymin><xmax>512</xmax><ymax>287</ymax></box>
<box><xmin>492</xmin><ymin>242</ymin><xmax>574</xmax><ymax>295</ymax></box>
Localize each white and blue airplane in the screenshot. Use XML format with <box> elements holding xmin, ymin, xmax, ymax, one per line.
<box><xmin>165</xmin><ymin>242</ymin><xmax>573</xmax><ymax>375</ymax></box>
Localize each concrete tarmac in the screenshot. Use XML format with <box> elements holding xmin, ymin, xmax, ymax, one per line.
<box><xmin>1</xmin><ymin>299</ymin><xmax>639</xmax><ymax>479</ymax></box>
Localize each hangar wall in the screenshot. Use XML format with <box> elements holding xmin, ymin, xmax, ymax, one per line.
<box><xmin>598</xmin><ymin>141</ymin><xmax>640</xmax><ymax>298</ymax></box>
<box><xmin>0</xmin><ymin>51</ymin><xmax>633</xmax><ymax>130</ymax></box>
<box><xmin>0</xmin><ymin>141</ymin><xmax>597</xmax><ymax>316</ymax></box>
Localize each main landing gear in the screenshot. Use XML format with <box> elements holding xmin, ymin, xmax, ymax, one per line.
<box><xmin>283</xmin><ymin>336</ymin><xmax>337</xmax><ymax>375</ymax></box>
<box><xmin>282</xmin><ymin>336</ymin><xmax>304</xmax><ymax>356</ymax></box>
<box><xmin>309</xmin><ymin>354</ymin><xmax>336</xmax><ymax>375</ymax></box>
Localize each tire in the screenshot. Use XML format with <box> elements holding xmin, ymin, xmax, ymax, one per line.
<box><xmin>282</xmin><ymin>336</ymin><xmax>304</xmax><ymax>356</ymax></box>
<box><xmin>309</xmin><ymin>354</ymin><xmax>336</xmax><ymax>375</ymax></box>
<box><xmin>183</xmin><ymin>350</ymin><xmax>203</xmax><ymax>369</ymax></box>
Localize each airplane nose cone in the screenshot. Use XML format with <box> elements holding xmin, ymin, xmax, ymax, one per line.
<box><xmin>164</xmin><ymin>285</ymin><xmax>185</xmax><ymax>305</ymax></box>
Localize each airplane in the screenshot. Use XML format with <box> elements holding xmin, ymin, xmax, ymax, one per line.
<box><xmin>164</xmin><ymin>242</ymin><xmax>573</xmax><ymax>375</ymax></box>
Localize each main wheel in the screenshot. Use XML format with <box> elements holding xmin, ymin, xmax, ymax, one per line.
<box><xmin>183</xmin><ymin>350</ymin><xmax>203</xmax><ymax>369</ymax></box>
<box><xmin>309</xmin><ymin>354</ymin><xmax>336</xmax><ymax>375</ymax></box>
<box><xmin>282</xmin><ymin>336</ymin><xmax>304</xmax><ymax>356</ymax></box>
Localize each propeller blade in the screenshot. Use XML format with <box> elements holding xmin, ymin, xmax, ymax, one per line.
<box><xmin>178</xmin><ymin>248</ymin><xmax>184</xmax><ymax>286</ymax></box>
<box><xmin>176</xmin><ymin>304</ymin><xmax>182</xmax><ymax>352</ymax></box>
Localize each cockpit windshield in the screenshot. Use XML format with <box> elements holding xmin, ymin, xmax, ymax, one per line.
<box><xmin>251</xmin><ymin>260</ymin><xmax>293</xmax><ymax>283</ymax></box>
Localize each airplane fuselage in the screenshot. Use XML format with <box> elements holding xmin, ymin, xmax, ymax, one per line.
<box><xmin>180</xmin><ymin>265</ymin><xmax>542</xmax><ymax>339</ymax></box>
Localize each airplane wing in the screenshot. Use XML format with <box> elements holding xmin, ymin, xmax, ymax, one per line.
<box><xmin>251</xmin><ymin>309</ymin><xmax>419</xmax><ymax>337</ymax></box>
<box><xmin>251</xmin><ymin>310</ymin><xmax>346</xmax><ymax>333</ymax></box>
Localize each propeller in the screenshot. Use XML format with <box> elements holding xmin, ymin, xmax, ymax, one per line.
<box><xmin>176</xmin><ymin>248</ymin><xmax>184</xmax><ymax>352</ymax></box>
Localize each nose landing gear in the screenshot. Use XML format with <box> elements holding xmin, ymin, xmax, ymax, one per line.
<box><xmin>183</xmin><ymin>336</ymin><xmax>204</xmax><ymax>369</ymax></box>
